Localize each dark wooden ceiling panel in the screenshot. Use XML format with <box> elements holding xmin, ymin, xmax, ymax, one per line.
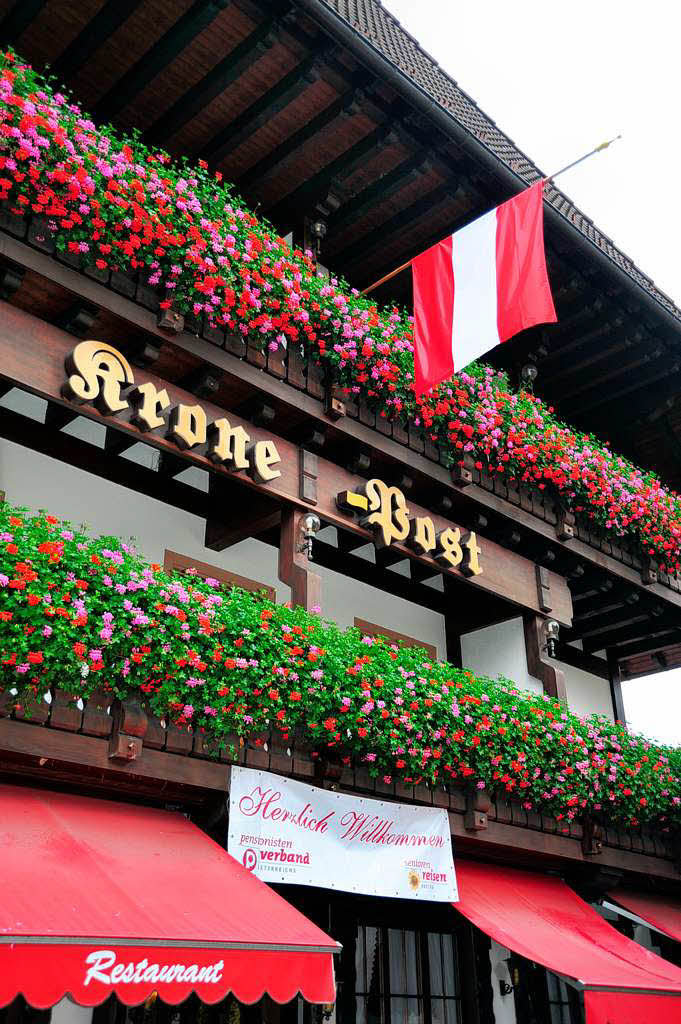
<box><xmin>219</xmin><ymin>76</ymin><xmax>339</xmax><ymax>181</ymax></box>
<box><xmin>110</xmin><ymin>3</ymin><xmax>258</xmax><ymax>134</ymax></box>
<box><xmin>170</xmin><ymin>43</ymin><xmax>305</xmax><ymax>157</ymax></box>
<box><xmin>3</xmin><ymin>0</ymin><xmax>98</xmax><ymax>71</ymax></box>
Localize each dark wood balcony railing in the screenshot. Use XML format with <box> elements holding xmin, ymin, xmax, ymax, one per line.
<box><xmin>0</xmin><ymin>690</ymin><xmax>676</xmax><ymax>880</ymax></box>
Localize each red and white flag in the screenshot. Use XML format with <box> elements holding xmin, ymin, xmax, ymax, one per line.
<box><xmin>412</xmin><ymin>181</ymin><xmax>557</xmax><ymax>394</ymax></box>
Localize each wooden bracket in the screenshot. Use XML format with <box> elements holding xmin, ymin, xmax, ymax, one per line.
<box><xmin>128</xmin><ymin>339</ymin><xmax>162</xmax><ymax>369</ymax></box>
<box><xmin>0</xmin><ymin>263</ymin><xmax>24</xmax><ymax>300</ymax></box>
<box><xmin>451</xmin><ymin>454</ymin><xmax>474</xmax><ymax>487</ymax></box>
<box><xmin>347</xmin><ymin>448</ymin><xmax>371</xmax><ymax>475</ymax></box>
<box><xmin>108</xmin><ymin>699</ymin><xmax>148</xmax><ymax>762</ymax></box>
<box><xmin>523</xmin><ymin>613</ymin><xmax>567</xmax><ymax>702</ymax></box>
<box><xmin>56</xmin><ymin>301</ymin><xmax>99</xmax><ymax>339</ymax></box>
<box><xmin>464</xmin><ymin>786</ymin><xmax>491</xmax><ymax>831</ymax></box>
<box><xmin>180</xmin><ymin>365</ymin><xmax>224</xmax><ymax>400</ymax></box>
<box><xmin>278</xmin><ymin>507</ymin><xmax>322</xmax><ymax>611</ymax></box>
<box><xmin>299</xmin><ymin>448</ymin><xmax>318</xmax><ymax>505</ymax></box>
<box><xmin>238</xmin><ymin>398</ymin><xmax>275</xmax><ymax>428</ymax></box>
<box><xmin>581</xmin><ymin>815</ymin><xmax>604</xmax><ymax>856</ymax></box>
<box><xmin>325</xmin><ymin>383</ymin><xmax>346</xmax><ymax>420</ymax></box>
<box><xmin>555</xmin><ymin>508</ymin><xmax>576</xmax><ymax>541</ymax></box>
<box><xmin>535</xmin><ymin>565</ymin><xmax>553</xmax><ymax>613</ymax></box>
<box><xmin>640</xmin><ymin>557</ymin><xmax>658</xmax><ymax>586</ymax></box>
<box><xmin>157</xmin><ymin>305</ymin><xmax>185</xmax><ymax>334</ymax></box>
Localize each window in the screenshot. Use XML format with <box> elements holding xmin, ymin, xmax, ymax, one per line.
<box><xmin>163</xmin><ymin>549</ymin><xmax>276</xmax><ymax>601</ymax></box>
<box><xmin>546</xmin><ymin>972</ymin><xmax>584</xmax><ymax>1024</ymax></box>
<box><xmin>353</xmin><ymin>619</ymin><xmax>437</xmax><ymax>661</ymax></box>
<box><xmin>354</xmin><ymin>925</ymin><xmax>460</xmax><ymax>1024</ymax></box>
<box><xmin>509</xmin><ymin>960</ymin><xmax>583</xmax><ymax>1024</ymax></box>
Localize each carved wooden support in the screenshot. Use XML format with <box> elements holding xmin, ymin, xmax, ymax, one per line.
<box><xmin>555</xmin><ymin>508</ymin><xmax>576</xmax><ymax>541</ymax></box>
<box><xmin>108</xmin><ymin>699</ymin><xmax>148</xmax><ymax>762</ymax></box>
<box><xmin>523</xmin><ymin>613</ymin><xmax>568</xmax><ymax>702</ymax></box>
<box><xmin>535</xmin><ymin>565</ymin><xmax>553</xmax><ymax>613</ymax></box>
<box><xmin>299</xmin><ymin>448</ymin><xmax>318</xmax><ymax>505</ymax></box>
<box><xmin>157</xmin><ymin>304</ymin><xmax>184</xmax><ymax>334</ymax></box>
<box><xmin>56</xmin><ymin>302</ymin><xmax>99</xmax><ymax>339</ymax></box>
<box><xmin>640</xmin><ymin>557</ymin><xmax>658</xmax><ymax>586</ymax></box>
<box><xmin>451</xmin><ymin>454</ymin><xmax>474</xmax><ymax>487</ymax></box>
<box><xmin>278</xmin><ymin>507</ymin><xmax>322</xmax><ymax>612</ymax></box>
<box><xmin>581</xmin><ymin>816</ymin><xmax>604</xmax><ymax>856</ymax></box>
<box><xmin>128</xmin><ymin>339</ymin><xmax>162</xmax><ymax>369</ymax></box>
<box><xmin>325</xmin><ymin>382</ymin><xmax>346</xmax><ymax>420</ymax></box>
<box><xmin>0</xmin><ymin>263</ymin><xmax>24</xmax><ymax>300</ymax></box>
<box><xmin>464</xmin><ymin>786</ymin><xmax>491</xmax><ymax>831</ymax></box>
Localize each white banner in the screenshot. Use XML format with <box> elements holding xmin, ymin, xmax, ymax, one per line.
<box><xmin>228</xmin><ymin>766</ymin><xmax>458</xmax><ymax>902</ymax></box>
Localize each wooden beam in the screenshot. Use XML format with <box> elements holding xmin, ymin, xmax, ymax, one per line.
<box><xmin>239</xmin><ymin>85</ymin><xmax>366</xmax><ymax>192</ymax></box>
<box><xmin>200</xmin><ymin>52</ymin><xmax>326</xmax><ymax>164</ymax></box>
<box><xmin>95</xmin><ymin>0</ymin><xmax>231</xmax><ymax>120</ymax></box>
<box><xmin>354</xmin><ymin>196</ymin><xmax>488</xmax><ymax>285</ymax></box>
<box><xmin>0</xmin><ymin>0</ymin><xmax>47</xmax><ymax>43</ymax></box>
<box><xmin>278</xmin><ymin>507</ymin><xmax>321</xmax><ymax>611</ymax></box>
<box><xmin>574</xmin><ymin>359</ymin><xmax>681</xmax><ymax>419</ymax></box>
<box><xmin>607</xmin><ymin>649</ymin><xmax>627</xmax><ymax>724</ymax></box>
<box><xmin>560</xmin><ymin>349</ymin><xmax>667</xmax><ymax>404</ymax></box>
<box><xmin>555</xmin><ymin>643</ymin><xmax>609</xmax><ymax>681</ymax></box>
<box><xmin>333</xmin><ymin>182</ymin><xmax>453</xmax><ymax>268</ymax></box>
<box><xmin>0</xmin><ymin>404</ymin><xmax>210</xmax><ymax>520</ymax></box>
<box><xmin>327</xmin><ymin>152</ymin><xmax>432</xmax><ymax>235</ymax></box>
<box><xmin>0</xmin><ymin>300</ymin><xmax>573</xmax><ymax>622</ymax></box>
<box><xmin>545</xmin><ymin>330</ymin><xmax>651</xmax><ymax>385</ymax></box>
<box><xmin>0</xmin><ymin>718</ymin><xmax>228</xmax><ymax>797</ymax></box>
<box><xmin>609</xmin><ymin>629</ymin><xmax>681</xmax><ymax>660</ymax></box>
<box><xmin>523</xmin><ymin>614</ymin><xmax>567</xmax><ymax>702</ymax></box>
<box><xmin>566</xmin><ymin>608</ymin><xmax>650</xmax><ymax>642</ymax></box>
<box><xmin>264</xmin><ymin>121</ymin><xmax>398</xmax><ymax>225</ymax></box>
<box><xmin>43</xmin><ymin>401</ymin><xmax>80</xmax><ymax>432</ymax></box>
<box><xmin>582</xmin><ymin>618</ymin><xmax>679</xmax><ymax>654</ymax></box>
<box><xmin>146</xmin><ymin>14</ymin><xmax>279</xmax><ymax>143</ymax></box>
<box><xmin>311</xmin><ymin>537</ymin><xmax>446</xmax><ymax>613</ymax></box>
<box><xmin>204</xmin><ymin>475</ymin><xmax>281</xmax><ymax>550</ymax></box>
<box><xmin>51</xmin><ymin>0</ymin><xmax>139</xmax><ymax>78</ymax></box>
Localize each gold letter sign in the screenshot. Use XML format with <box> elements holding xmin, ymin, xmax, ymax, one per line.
<box><xmin>337</xmin><ymin>479</ymin><xmax>483</xmax><ymax>578</ymax></box>
<box><xmin>61</xmin><ymin>340</ymin><xmax>281</xmax><ymax>485</ymax></box>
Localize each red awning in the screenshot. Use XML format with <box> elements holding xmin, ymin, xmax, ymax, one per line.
<box><xmin>0</xmin><ymin>784</ymin><xmax>339</xmax><ymax>1009</ymax></box>
<box><xmin>454</xmin><ymin>860</ymin><xmax>681</xmax><ymax>1024</ymax></box>
<box><xmin>606</xmin><ymin>890</ymin><xmax>681</xmax><ymax>943</ymax></box>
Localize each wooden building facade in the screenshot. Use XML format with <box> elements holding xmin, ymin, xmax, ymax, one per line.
<box><xmin>0</xmin><ymin>2</ymin><xmax>681</xmax><ymax>1024</ymax></box>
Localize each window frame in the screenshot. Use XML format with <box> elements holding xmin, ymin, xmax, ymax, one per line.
<box><xmin>163</xmin><ymin>549</ymin><xmax>276</xmax><ymax>602</ymax></box>
<box><xmin>353</xmin><ymin>618</ymin><xmax>438</xmax><ymax>661</ymax></box>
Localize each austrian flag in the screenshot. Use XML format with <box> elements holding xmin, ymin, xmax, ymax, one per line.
<box><xmin>412</xmin><ymin>182</ymin><xmax>557</xmax><ymax>394</ymax></box>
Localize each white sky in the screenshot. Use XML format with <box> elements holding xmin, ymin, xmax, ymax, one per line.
<box><xmin>382</xmin><ymin>0</ymin><xmax>681</xmax><ymax>744</ymax></box>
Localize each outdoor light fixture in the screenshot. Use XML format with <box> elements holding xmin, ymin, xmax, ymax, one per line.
<box><xmin>520</xmin><ymin>362</ymin><xmax>538</xmax><ymax>388</ymax></box>
<box><xmin>309</xmin><ymin>219</ymin><xmax>327</xmax><ymax>256</ymax></box>
<box><xmin>545</xmin><ymin>618</ymin><xmax>560</xmax><ymax>659</ymax></box>
<box><xmin>298</xmin><ymin>513</ymin><xmax>321</xmax><ymax>558</ymax></box>
<box><xmin>494</xmin><ymin>958</ymin><xmax>519</xmax><ymax>996</ymax></box>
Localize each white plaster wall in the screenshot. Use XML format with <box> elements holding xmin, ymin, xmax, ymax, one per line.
<box><xmin>0</xmin><ymin>433</ymin><xmax>447</xmax><ymax>657</ymax></box>
<box><xmin>461</xmin><ymin>618</ymin><xmax>615</xmax><ymax>720</ymax></box>
<box><xmin>559</xmin><ymin>659</ymin><xmax>614</xmax><ymax>722</ymax></box>
<box><xmin>488</xmin><ymin>940</ymin><xmax>517</xmax><ymax>1024</ymax></box>
<box><xmin>460</xmin><ymin>618</ymin><xmax>543</xmax><ymax>695</ymax></box>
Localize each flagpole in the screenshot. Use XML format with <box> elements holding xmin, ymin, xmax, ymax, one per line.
<box><xmin>360</xmin><ymin>135</ymin><xmax>622</xmax><ymax>296</ymax></box>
